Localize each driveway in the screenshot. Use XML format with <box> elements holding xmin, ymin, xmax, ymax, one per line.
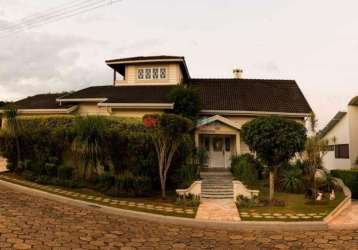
<box><xmin>0</xmin><ymin>185</ymin><xmax>357</xmax><ymax>249</ymax></box>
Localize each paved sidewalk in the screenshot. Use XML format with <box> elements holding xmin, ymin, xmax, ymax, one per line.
<box><xmin>195</xmin><ymin>199</ymin><xmax>241</xmax><ymax>221</ymax></box>
<box><xmin>329</xmin><ymin>201</ymin><xmax>358</xmax><ymax>229</ymax></box>
<box><xmin>0</xmin><ymin>184</ymin><xmax>357</xmax><ymax>249</ymax></box>
<box><xmin>0</xmin><ymin>157</ymin><xmax>7</xmax><ymax>173</ymax></box>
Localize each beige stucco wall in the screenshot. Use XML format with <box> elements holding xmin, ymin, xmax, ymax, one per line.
<box><xmin>76</xmin><ymin>103</ymin><xmax>110</xmax><ymax>116</ymax></box>
<box><xmin>111</xmin><ymin>109</ymin><xmax>163</xmax><ymax>118</ymax></box>
<box><xmin>116</xmin><ymin>63</ymin><xmax>182</xmax><ymax>85</ymax></box>
<box><xmin>348</xmin><ymin>105</ymin><xmax>358</xmax><ymax>167</ymax></box>
<box><xmin>322</xmin><ymin>113</ymin><xmax>351</xmax><ymax>170</ymax></box>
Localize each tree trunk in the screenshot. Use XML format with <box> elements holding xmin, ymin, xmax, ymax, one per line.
<box><xmin>269</xmin><ymin>170</ymin><xmax>275</xmax><ymax>201</ymax></box>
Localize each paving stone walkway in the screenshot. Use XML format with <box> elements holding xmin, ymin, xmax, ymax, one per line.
<box><xmin>0</xmin><ymin>175</ymin><xmax>196</xmax><ymax>217</ymax></box>
<box><xmin>0</xmin><ymin>184</ymin><xmax>357</xmax><ymax>249</ymax></box>
<box><xmin>195</xmin><ymin>199</ymin><xmax>241</xmax><ymax>221</ymax></box>
<box><xmin>329</xmin><ymin>201</ymin><xmax>358</xmax><ymax>229</ymax></box>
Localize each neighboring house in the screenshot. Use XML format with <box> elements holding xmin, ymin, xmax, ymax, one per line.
<box><xmin>0</xmin><ymin>56</ymin><xmax>312</xmax><ymax>169</ymax></box>
<box><xmin>320</xmin><ymin>97</ymin><xmax>358</xmax><ymax>171</ymax></box>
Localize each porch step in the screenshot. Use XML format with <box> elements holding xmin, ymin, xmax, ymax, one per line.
<box><xmin>200</xmin><ymin>168</ymin><xmax>234</xmax><ymax>199</ymax></box>
<box><xmin>201</xmin><ymin>194</ymin><xmax>234</xmax><ymax>199</ymax></box>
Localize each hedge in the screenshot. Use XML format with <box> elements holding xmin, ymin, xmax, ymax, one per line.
<box><xmin>0</xmin><ymin>116</ymin><xmax>192</xmax><ymax>196</ymax></box>
<box><xmin>331</xmin><ymin>169</ymin><xmax>358</xmax><ymax>198</ymax></box>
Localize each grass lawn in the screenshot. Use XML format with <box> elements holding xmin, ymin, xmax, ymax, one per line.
<box><xmin>239</xmin><ymin>181</ymin><xmax>346</xmax><ymax>221</ymax></box>
<box><xmin>0</xmin><ymin>172</ymin><xmax>198</xmax><ymax>218</ymax></box>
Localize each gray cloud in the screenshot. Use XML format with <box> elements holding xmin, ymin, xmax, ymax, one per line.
<box><xmin>0</xmin><ymin>31</ymin><xmax>110</xmax><ymax>100</ymax></box>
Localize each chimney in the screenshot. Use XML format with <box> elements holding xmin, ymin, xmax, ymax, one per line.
<box><xmin>233</xmin><ymin>68</ymin><xmax>243</xmax><ymax>79</ymax></box>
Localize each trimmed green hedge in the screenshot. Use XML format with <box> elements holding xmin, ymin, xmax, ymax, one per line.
<box><xmin>0</xmin><ymin>116</ymin><xmax>191</xmax><ymax>196</ymax></box>
<box><xmin>331</xmin><ymin>169</ymin><xmax>358</xmax><ymax>198</ymax></box>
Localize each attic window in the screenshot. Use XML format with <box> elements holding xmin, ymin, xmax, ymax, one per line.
<box><xmin>137</xmin><ymin>67</ymin><xmax>167</xmax><ymax>80</ymax></box>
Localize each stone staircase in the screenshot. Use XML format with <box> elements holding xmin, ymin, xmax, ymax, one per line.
<box><xmin>201</xmin><ymin>169</ymin><xmax>234</xmax><ymax>199</ymax></box>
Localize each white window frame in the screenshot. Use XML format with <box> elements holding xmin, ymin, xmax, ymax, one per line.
<box><xmin>137</xmin><ymin>67</ymin><xmax>167</xmax><ymax>80</ymax></box>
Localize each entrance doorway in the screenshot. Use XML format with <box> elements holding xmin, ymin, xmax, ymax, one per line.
<box><xmin>202</xmin><ymin>135</ymin><xmax>233</xmax><ymax>168</ymax></box>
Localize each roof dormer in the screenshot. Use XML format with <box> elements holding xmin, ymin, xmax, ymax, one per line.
<box><xmin>105</xmin><ymin>55</ymin><xmax>190</xmax><ymax>86</ymax></box>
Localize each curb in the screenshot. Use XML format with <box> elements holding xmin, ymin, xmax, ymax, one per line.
<box><xmin>0</xmin><ymin>179</ymin><xmax>329</xmax><ymax>231</ymax></box>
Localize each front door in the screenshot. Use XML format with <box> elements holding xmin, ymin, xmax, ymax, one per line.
<box><xmin>210</xmin><ymin>136</ymin><xmax>225</xmax><ymax>168</ymax></box>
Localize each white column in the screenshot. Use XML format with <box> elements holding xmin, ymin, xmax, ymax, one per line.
<box><xmin>235</xmin><ymin>132</ymin><xmax>241</xmax><ymax>155</ymax></box>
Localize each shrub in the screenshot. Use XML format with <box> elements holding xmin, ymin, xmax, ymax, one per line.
<box><xmin>57</xmin><ymin>165</ymin><xmax>73</xmax><ymax>180</ymax></box>
<box><xmin>331</xmin><ymin>169</ymin><xmax>358</xmax><ymax>198</ymax></box>
<box><xmin>236</xmin><ymin>195</ymin><xmax>259</xmax><ymax>208</ymax></box>
<box><xmin>279</xmin><ymin>167</ymin><xmax>304</xmax><ymax>193</ymax></box>
<box><xmin>176</xmin><ymin>164</ymin><xmax>199</xmax><ymax>189</ymax></box>
<box><xmin>176</xmin><ymin>194</ymin><xmax>200</xmax><ymax>207</ymax></box>
<box><xmin>231</xmin><ymin>154</ymin><xmax>262</xmax><ymax>185</ymax></box>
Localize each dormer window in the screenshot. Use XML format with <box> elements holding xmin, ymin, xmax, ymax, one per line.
<box><xmin>137</xmin><ymin>67</ymin><xmax>167</xmax><ymax>80</ymax></box>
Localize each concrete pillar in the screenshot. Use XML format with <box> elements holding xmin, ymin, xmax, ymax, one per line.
<box><xmin>235</xmin><ymin>132</ymin><xmax>241</xmax><ymax>155</ymax></box>
<box><xmin>194</xmin><ymin>132</ymin><xmax>199</xmax><ymax>148</ymax></box>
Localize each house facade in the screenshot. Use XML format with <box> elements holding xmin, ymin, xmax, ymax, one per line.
<box><xmin>1</xmin><ymin>56</ymin><xmax>312</xmax><ymax>169</ymax></box>
<box><xmin>320</xmin><ymin>97</ymin><xmax>358</xmax><ymax>171</ymax></box>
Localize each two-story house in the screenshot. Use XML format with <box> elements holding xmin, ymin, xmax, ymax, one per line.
<box><xmin>1</xmin><ymin>55</ymin><xmax>312</xmax><ymax>169</ymax></box>
<box><xmin>320</xmin><ymin>97</ymin><xmax>358</xmax><ymax>170</ymax></box>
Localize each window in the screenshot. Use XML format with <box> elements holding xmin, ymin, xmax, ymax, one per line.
<box><xmin>335</xmin><ymin>144</ymin><xmax>349</xmax><ymax>159</ymax></box>
<box><xmin>327</xmin><ymin>145</ymin><xmax>335</xmax><ymax>151</ymax></box>
<box><xmin>204</xmin><ymin>137</ymin><xmax>210</xmax><ymax>151</ymax></box>
<box><xmin>137</xmin><ymin>67</ymin><xmax>167</xmax><ymax>80</ymax></box>
<box><xmin>138</xmin><ymin>69</ymin><xmax>144</xmax><ymax>79</ymax></box>
<box><xmin>225</xmin><ymin>137</ymin><xmax>231</xmax><ymax>152</ymax></box>
<box><xmin>213</xmin><ymin>138</ymin><xmax>223</xmax><ymax>152</ymax></box>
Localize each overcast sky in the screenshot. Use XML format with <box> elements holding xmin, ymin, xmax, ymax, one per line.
<box><xmin>0</xmin><ymin>0</ymin><xmax>357</xmax><ymax>128</ymax></box>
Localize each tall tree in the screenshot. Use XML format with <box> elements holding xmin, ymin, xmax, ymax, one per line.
<box><xmin>144</xmin><ymin>113</ymin><xmax>193</xmax><ymax>198</ymax></box>
<box><xmin>4</xmin><ymin>106</ymin><xmax>22</xmax><ymax>170</ymax></box>
<box><xmin>241</xmin><ymin>116</ymin><xmax>307</xmax><ymax>201</ymax></box>
<box><xmin>167</xmin><ymin>85</ymin><xmax>201</xmax><ymax>120</ymax></box>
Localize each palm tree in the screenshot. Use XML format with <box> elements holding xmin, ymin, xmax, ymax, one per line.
<box><xmin>304</xmin><ymin>112</ymin><xmax>329</xmax><ymax>198</ymax></box>
<box><xmin>71</xmin><ymin>116</ymin><xmax>107</xmax><ymax>179</ymax></box>
<box><xmin>4</xmin><ymin>106</ymin><xmax>22</xmax><ymax>170</ymax></box>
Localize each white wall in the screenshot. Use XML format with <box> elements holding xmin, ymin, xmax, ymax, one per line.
<box><xmin>322</xmin><ymin>113</ymin><xmax>351</xmax><ymax>170</ymax></box>
<box><xmin>348</xmin><ymin>105</ymin><xmax>358</xmax><ymax>167</ymax></box>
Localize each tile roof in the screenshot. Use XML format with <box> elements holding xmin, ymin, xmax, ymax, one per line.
<box><xmin>58</xmin><ymin>79</ymin><xmax>312</xmax><ymax>115</ymax></box>
<box><xmin>60</xmin><ymin>85</ymin><xmax>174</xmax><ymax>103</ymax></box>
<box><xmin>319</xmin><ymin>111</ymin><xmax>347</xmax><ymax>138</ymax></box>
<box><xmin>13</xmin><ymin>93</ymin><xmax>73</xmax><ymax>109</ymax></box>
<box><xmin>189</xmin><ymin>78</ymin><xmax>312</xmax><ymax>114</ymax></box>
<box><xmin>349</xmin><ymin>96</ymin><xmax>358</xmax><ymax>106</ymax></box>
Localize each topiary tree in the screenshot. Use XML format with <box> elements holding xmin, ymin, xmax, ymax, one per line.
<box><xmin>144</xmin><ymin>113</ymin><xmax>193</xmax><ymax>198</ymax></box>
<box><xmin>167</xmin><ymin>85</ymin><xmax>201</xmax><ymax>120</ymax></box>
<box><xmin>241</xmin><ymin>116</ymin><xmax>307</xmax><ymax>201</ymax></box>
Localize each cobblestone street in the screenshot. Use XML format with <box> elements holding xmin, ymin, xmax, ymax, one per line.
<box><xmin>0</xmin><ymin>185</ymin><xmax>357</xmax><ymax>249</ymax></box>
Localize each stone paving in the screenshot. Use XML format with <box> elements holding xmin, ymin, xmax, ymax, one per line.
<box><xmin>195</xmin><ymin>199</ymin><xmax>241</xmax><ymax>221</ymax></box>
<box><xmin>0</xmin><ymin>185</ymin><xmax>357</xmax><ymax>249</ymax></box>
<box><xmin>329</xmin><ymin>201</ymin><xmax>358</xmax><ymax>228</ymax></box>
<box><xmin>0</xmin><ymin>175</ymin><xmax>196</xmax><ymax>217</ymax></box>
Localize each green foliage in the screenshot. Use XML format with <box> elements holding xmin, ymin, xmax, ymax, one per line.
<box><xmin>71</xmin><ymin>116</ymin><xmax>108</xmax><ymax>179</ymax></box>
<box><xmin>279</xmin><ymin>167</ymin><xmax>304</xmax><ymax>193</ymax></box>
<box><xmin>236</xmin><ymin>195</ymin><xmax>260</xmax><ymax>208</ymax></box>
<box><xmin>331</xmin><ymin>169</ymin><xmax>358</xmax><ymax>198</ymax></box>
<box><xmin>57</xmin><ymin>164</ymin><xmax>73</xmax><ymax>180</ymax></box>
<box><xmin>241</xmin><ymin>116</ymin><xmax>307</xmax><ymax>168</ymax></box>
<box><xmin>231</xmin><ymin>154</ymin><xmax>262</xmax><ymax>185</ymax></box>
<box><xmin>168</xmin><ymin>85</ymin><xmax>201</xmax><ymax>120</ymax></box>
<box><xmin>176</xmin><ymin>164</ymin><xmax>199</xmax><ymax>189</ymax></box>
<box><xmin>176</xmin><ymin>193</ymin><xmax>200</xmax><ymax>207</ymax></box>
<box><xmin>0</xmin><ymin>115</ymin><xmax>191</xmax><ymax>197</ymax></box>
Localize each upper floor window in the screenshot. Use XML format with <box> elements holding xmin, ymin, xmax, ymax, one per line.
<box><xmin>137</xmin><ymin>67</ymin><xmax>167</xmax><ymax>80</ymax></box>
<box><xmin>335</xmin><ymin>144</ymin><xmax>349</xmax><ymax>159</ymax></box>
